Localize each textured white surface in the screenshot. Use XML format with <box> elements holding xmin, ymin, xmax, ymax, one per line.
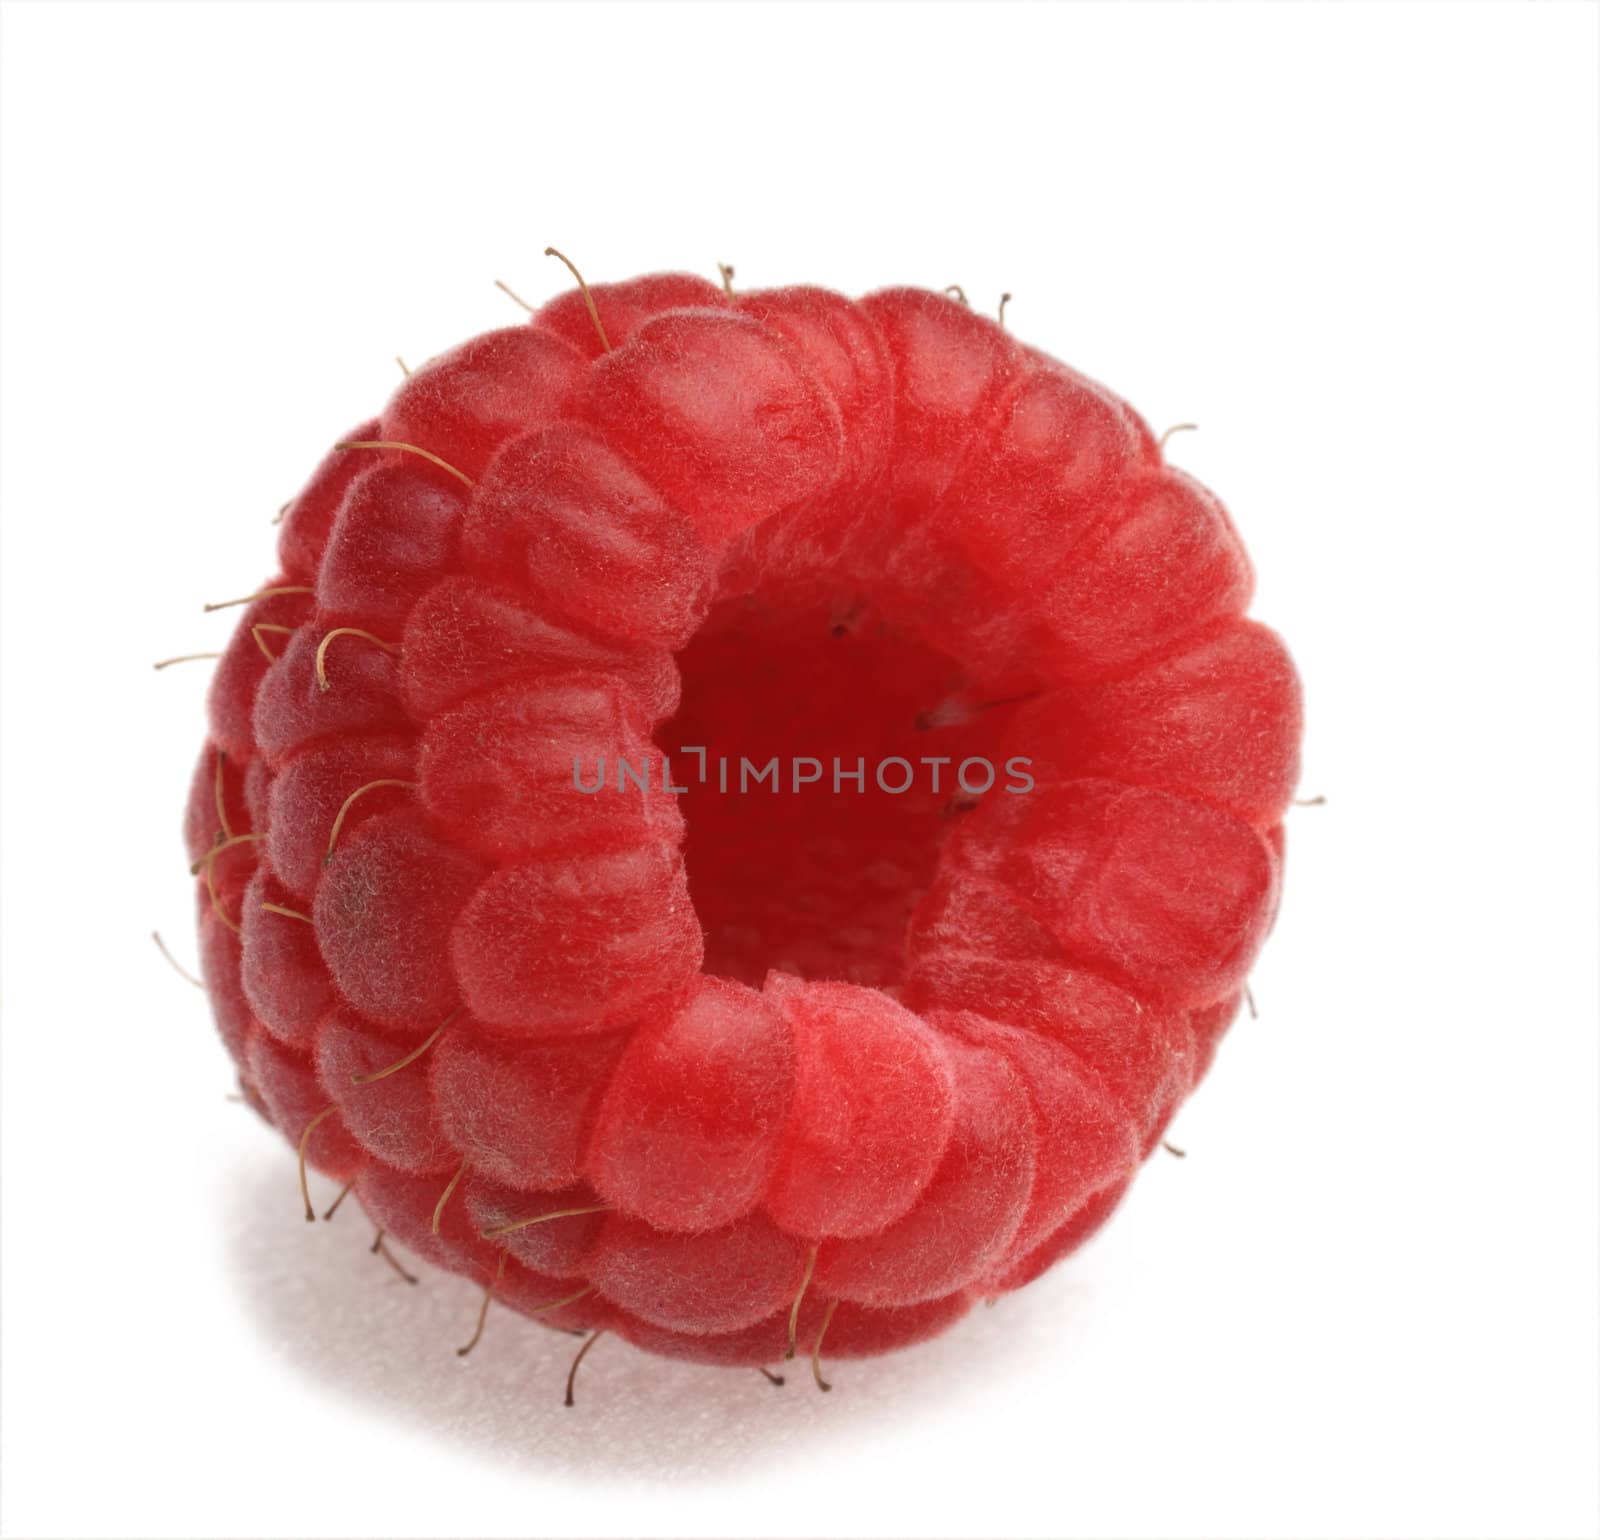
<box><xmin>2</xmin><ymin>3</ymin><xmax>1597</xmax><ymax>1538</ymax></box>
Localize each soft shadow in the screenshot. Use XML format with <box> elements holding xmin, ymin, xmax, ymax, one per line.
<box><xmin>222</xmin><ymin>1149</ymin><xmax>1089</xmax><ymax>1481</ymax></box>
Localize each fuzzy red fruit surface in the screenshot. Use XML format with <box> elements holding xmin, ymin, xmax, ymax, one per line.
<box><xmin>1015</xmin><ymin>618</ymin><xmax>1302</xmax><ymax>829</ymax></box>
<box><xmin>264</xmin><ymin>733</ymin><xmax>416</xmax><ymax>900</ymax></box>
<box><xmin>586</xmin><ymin>977</ymin><xmax>795</xmax><ymax>1233</ymax></box>
<box><xmin>764</xmin><ymin>977</ymin><xmax>956</xmax><ymax>1239</ymax></box>
<box><xmin>381</xmin><ymin>327</ymin><xmax>586</xmax><ymax>480</ymax></box>
<box><xmin>317</xmin><ymin>1012</ymin><xmax>457</xmax><ymax>1174</ymax></box>
<box><xmin>207</xmin><ymin>586</ymin><xmax>315</xmax><ymax>759</ymax></box>
<box><xmin>239</xmin><ymin>869</ymin><xmax>336</xmax><ymax>1049</ymax></box>
<box><xmin>859</xmin><ymin>287</ymin><xmax>1027</xmax><ymax>520</ymax></box>
<box><xmin>465</xmin><ymin>424</ymin><xmax>714</xmax><ymax>648</ymax></box>
<box><xmin>812</xmin><ymin>1034</ymin><xmax>1035</xmax><ymax>1305</ymax></box>
<box><xmin>316</xmin><ymin>462</ymin><xmax>467</xmax><ymax>631</ymax></box>
<box><xmin>189</xmin><ymin>271</ymin><xmax>1301</xmax><ymax>1381</ymax></box>
<box><xmin>398</xmin><ymin>574</ymin><xmax>680</xmax><ymax>724</ymax></box>
<box><xmin>582</xmin><ymin>311</ymin><xmax>844</xmax><ymax>545</ymax></box>
<box><xmin>276</xmin><ymin>423</ymin><xmax>379</xmax><ymax>582</ymax></box>
<box><xmin>417</xmin><ymin>674</ymin><xmax>681</xmax><ymax>863</ymax></box>
<box><xmin>314</xmin><ymin>812</ymin><xmax>484</xmax><ymax>1032</ymax></box>
<box><xmin>533</xmin><ymin>271</ymin><xmax>729</xmax><ymax>360</ymax></box>
<box><xmin>450</xmin><ymin>846</ymin><xmax>702</xmax><ymax>1036</ymax></box>
<box><xmin>930</xmin><ymin>363</ymin><xmax>1158</xmax><ymax>597</ymax></box>
<box><xmin>430</xmin><ymin>1027</ymin><xmax>627</xmax><ymax>1193</ymax></box>
<box><xmin>587</xmin><ymin>1209</ymin><xmax>805</xmax><ymax>1335</ymax></box>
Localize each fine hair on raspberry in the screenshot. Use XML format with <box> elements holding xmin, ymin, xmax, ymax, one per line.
<box><xmin>184</xmin><ymin>255</ymin><xmax>1303</xmax><ymax>1396</ymax></box>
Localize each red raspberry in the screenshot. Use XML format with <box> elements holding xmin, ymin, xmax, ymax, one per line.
<box><xmin>188</xmin><ymin>261</ymin><xmax>1302</xmax><ymax>1395</ymax></box>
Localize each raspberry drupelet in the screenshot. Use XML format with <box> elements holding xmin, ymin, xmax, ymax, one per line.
<box><xmin>188</xmin><ymin>263</ymin><xmax>1302</xmax><ymax>1390</ymax></box>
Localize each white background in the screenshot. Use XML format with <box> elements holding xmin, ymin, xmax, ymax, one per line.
<box><xmin>2</xmin><ymin>3</ymin><xmax>1597</xmax><ymax>1538</ymax></box>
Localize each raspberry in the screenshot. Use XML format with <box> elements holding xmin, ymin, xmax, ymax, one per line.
<box><xmin>187</xmin><ymin>260</ymin><xmax>1301</xmax><ymax>1396</ymax></box>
